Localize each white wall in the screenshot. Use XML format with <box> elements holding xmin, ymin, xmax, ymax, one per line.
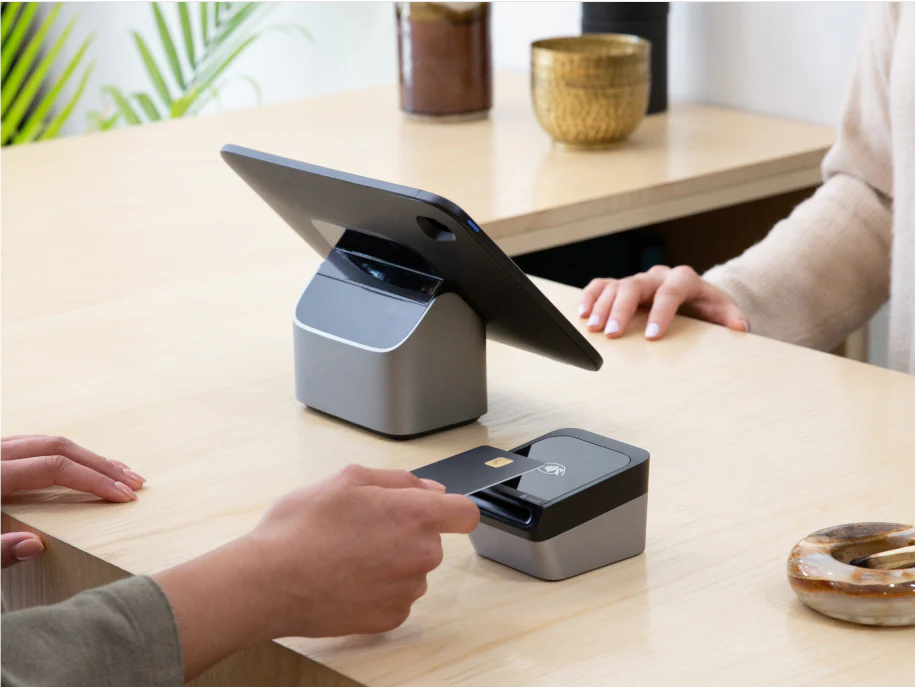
<box><xmin>48</xmin><ymin>2</ymin><xmax>867</xmax><ymax>134</ymax></box>
<box><xmin>46</xmin><ymin>2</ymin><xmax>400</xmax><ymax>133</ymax></box>
<box><xmin>669</xmin><ymin>1</ymin><xmax>866</xmax><ymax>125</ymax></box>
<box><xmin>41</xmin><ymin>1</ymin><xmax>887</xmax><ymax>365</ymax></box>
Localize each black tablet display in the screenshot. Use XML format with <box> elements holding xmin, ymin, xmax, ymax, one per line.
<box><xmin>221</xmin><ymin>144</ymin><xmax>602</xmax><ymax>371</ymax></box>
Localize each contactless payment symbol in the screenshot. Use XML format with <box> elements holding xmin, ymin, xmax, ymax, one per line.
<box><xmin>485</xmin><ymin>457</ymin><xmax>514</xmax><ymax>468</ymax></box>
<box><xmin>538</xmin><ymin>463</ymin><xmax>566</xmax><ymax>477</ymax></box>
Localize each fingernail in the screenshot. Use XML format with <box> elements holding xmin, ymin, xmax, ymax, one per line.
<box><xmin>421</xmin><ymin>479</ymin><xmax>447</xmax><ymax>492</ymax></box>
<box><xmin>587</xmin><ymin>314</ymin><xmax>601</xmax><ymax>328</ymax></box>
<box><xmin>124</xmin><ymin>469</ymin><xmax>146</xmax><ymax>485</ymax></box>
<box><xmin>114</xmin><ymin>481</ymin><xmax>138</xmax><ymax>501</ymax></box>
<box><xmin>577</xmin><ymin>304</ymin><xmax>587</xmax><ymax>318</ymax></box>
<box><xmin>604</xmin><ymin>319</ymin><xmax>620</xmax><ymax>335</ymax></box>
<box><xmin>110</xmin><ymin>460</ymin><xmax>131</xmax><ymax>470</ymax></box>
<box><xmin>14</xmin><ymin>539</ymin><xmax>45</xmax><ymax>560</ymax></box>
<box><xmin>645</xmin><ymin>322</ymin><xmax>660</xmax><ymax>339</ymax></box>
<box><xmin>740</xmin><ymin>319</ymin><xmax>750</xmax><ymax>333</ymax></box>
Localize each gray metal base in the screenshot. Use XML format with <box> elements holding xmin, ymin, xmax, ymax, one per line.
<box><xmin>469</xmin><ymin>493</ymin><xmax>648</xmax><ymax>580</ymax></box>
<box><xmin>294</xmin><ymin>289</ymin><xmax>487</xmax><ymax>437</ymax></box>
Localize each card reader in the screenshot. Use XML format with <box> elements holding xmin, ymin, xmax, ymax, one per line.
<box><xmin>467</xmin><ymin>429</ymin><xmax>649</xmax><ymax>580</ymax></box>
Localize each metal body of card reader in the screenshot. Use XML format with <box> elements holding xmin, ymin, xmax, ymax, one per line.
<box><xmin>468</xmin><ymin>429</ymin><xmax>649</xmax><ymax>580</ymax></box>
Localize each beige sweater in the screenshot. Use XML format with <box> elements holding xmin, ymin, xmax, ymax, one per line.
<box><xmin>705</xmin><ymin>2</ymin><xmax>914</xmax><ymax>374</ymax></box>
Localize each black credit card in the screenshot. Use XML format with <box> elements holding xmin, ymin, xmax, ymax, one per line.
<box><xmin>412</xmin><ymin>446</ymin><xmax>543</xmax><ymax>495</ymax></box>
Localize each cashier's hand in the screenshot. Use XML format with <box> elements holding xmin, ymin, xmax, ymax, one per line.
<box><xmin>1</xmin><ymin>435</ymin><xmax>146</xmax><ymax>568</ymax></box>
<box><xmin>578</xmin><ymin>265</ymin><xmax>749</xmax><ymax>339</ymax></box>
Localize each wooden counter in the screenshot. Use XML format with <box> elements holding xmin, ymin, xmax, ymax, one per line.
<box><xmin>4</xmin><ymin>75</ymin><xmax>910</xmax><ymax>686</ymax></box>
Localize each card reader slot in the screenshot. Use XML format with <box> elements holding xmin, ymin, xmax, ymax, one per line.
<box><xmin>469</xmin><ymin>489</ymin><xmax>533</xmax><ymax>527</ymax></box>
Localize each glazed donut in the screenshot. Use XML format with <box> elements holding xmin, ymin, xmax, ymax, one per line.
<box><xmin>787</xmin><ymin>522</ymin><xmax>915</xmax><ymax>626</ymax></box>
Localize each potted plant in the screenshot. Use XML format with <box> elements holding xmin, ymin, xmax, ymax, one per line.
<box><xmin>1</xmin><ymin>2</ymin><xmax>94</xmax><ymax>146</ymax></box>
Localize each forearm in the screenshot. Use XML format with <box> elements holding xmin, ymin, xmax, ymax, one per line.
<box><xmin>1</xmin><ymin>576</ymin><xmax>182</xmax><ymax>687</ymax></box>
<box><xmin>153</xmin><ymin>533</ymin><xmax>280</xmax><ymax>681</ymax></box>
<box><xmin>706</xmin><ymin>4</ymin><xmax>896</xmax><ymax>352</ymax></box>
<box><xmin>705</xmin><ymin>174</ymin><xmax>891</xmax><ymax>351</ymax></box>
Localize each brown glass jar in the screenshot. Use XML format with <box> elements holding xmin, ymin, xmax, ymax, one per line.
<box><xmin>396</xmin><ymin>2</ymin><xmax>492</xmax><ymax>121</ymax></box>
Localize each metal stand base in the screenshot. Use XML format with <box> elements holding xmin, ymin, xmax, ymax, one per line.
<box><xmin>294</xmin><ymin>278</ymin><xmax>487</xmax><ymax>437</ymax></box>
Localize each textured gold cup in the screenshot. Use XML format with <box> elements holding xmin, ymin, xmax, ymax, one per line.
<box><xmin>531</xmin><ymin>35</ymin><xmax>651</xmax><ymax>148</ymax></box>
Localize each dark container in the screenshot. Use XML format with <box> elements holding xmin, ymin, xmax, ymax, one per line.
<box><xmin>581</xmin><ymin>2</ymin><xmax>668</xmax><ymax>114</ymax></box>
<box><xmin>396</xmin><ymin>2</ymin><xmax>493</xmax><ymax>121</ymax></box>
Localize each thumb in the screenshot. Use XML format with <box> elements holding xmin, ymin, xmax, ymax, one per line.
<box><xmin>698</xmin><ymin>282</ymin><xmax>750</xmax><ymax>333</ymax></box>
<box><xmin>1</xmin><ymin>532</ymin><xmax>45</xmax><ymax>568</ymax></box>
<box><xmin>720</xmin><ymin>302</ymin><xmax>750</xmax><ymax>333</ymax></box>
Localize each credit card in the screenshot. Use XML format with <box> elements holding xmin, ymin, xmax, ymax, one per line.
<box><xmin>412</xmin><ymin>446</ymin><xmax>544</xmax><ymax>495</ymax></box>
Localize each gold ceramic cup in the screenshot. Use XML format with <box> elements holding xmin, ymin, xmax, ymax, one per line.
<box><xmin>531</xmin><ymin>34</ymin><xmax>650</xmax><ymax>149</ymax></box>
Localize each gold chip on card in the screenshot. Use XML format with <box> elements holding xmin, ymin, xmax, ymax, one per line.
<box><xmin>485</xmin><ymin>457</ymin><xmax>514</xmax><ymax>468</ymax></box>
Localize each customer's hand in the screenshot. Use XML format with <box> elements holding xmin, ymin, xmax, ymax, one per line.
<box><xmin>250</xmin><ymin>464</ymin><xmax>479</xmax><ymax>637</ymax></box>
<box><xmin>0</xmin><ymin>531</ymin><xmax>45</xmax><ymax>569</ymax></box>
<box><xmin>578</xmin><ymin>265</ymin><xmax>749</xmax><ymax>340</ymax></box>
<box><xmin>155</xmin><ymin>464</ymin><xmax>480</xmax><ymax>680</ymax></box>
<box><xmin>1</xmin><ymin>435</ymin><xmax>146</xmax><ymax>568</ymax></box>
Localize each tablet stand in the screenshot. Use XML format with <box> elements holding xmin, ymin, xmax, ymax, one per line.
<box><xmin>221</xmin><ymin>144</ymin><xmax>602</xmax><ymax>437</ymax></box>
<box><xmin>293</xmin><ymin>251</ymin><xmax>487</xmax><ymax>438</ymax></box>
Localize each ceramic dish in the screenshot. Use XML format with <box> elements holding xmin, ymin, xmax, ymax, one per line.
<box><xmin>787</xmin><ymin>522</ymin><xmax>915</xmax><ymax>626</ymax></box>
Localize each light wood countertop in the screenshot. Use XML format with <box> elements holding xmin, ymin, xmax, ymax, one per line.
<box><xmin>4</xmin><ymin>76</ymin><xmax>910</xmax><ymax>686</ymax></box>
<box><xmin>0</xmin><ymin>71</ymin><xmax>833</xmax><ymax>262</ymax></box>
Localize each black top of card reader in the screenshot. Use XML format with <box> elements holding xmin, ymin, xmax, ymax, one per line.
<box><xmin>221</xmin><ymin>144</ymin><xmax>602</xmax><ymax>372</ymax></box>
<box><xmin>470</xmin><ymin>429</ymin><xmax>649</xmax><ymax>542</ymax></box>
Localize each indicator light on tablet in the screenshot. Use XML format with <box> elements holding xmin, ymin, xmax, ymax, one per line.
<box><xmin>468</xmin><ymin>220</ymin><xmax>481</xmax><ymax>232</ymax></box>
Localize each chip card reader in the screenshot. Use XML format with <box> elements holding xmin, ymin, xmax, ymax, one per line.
<box><xmin>468</xmin><ymin>429</ymin><xmax>649</xmax><ymax>581</ymax></box>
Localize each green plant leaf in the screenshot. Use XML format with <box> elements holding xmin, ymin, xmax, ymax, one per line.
<box><xmin>1</xmin><ymin>13</ymin><xmax>78</xmax><ymax>144</ymax></box>
<box><xmin>132</xmin><ymin>31</ymin><xmax>173</xmax><ymax>106</ymax></box>
<box><xmin>215</xmin><ymin>2</ymin><xmax>234</xmax><ymax>29</ymax></box>
<box><xmin>14</xmin><ymin>32</ymin><xmax>94</xmax><ymax>144</ymax></box>
<box><xmin>191</xmin><ymin>33</ymin><xmax>257</xmax><ymax>96</ymax></box>
<box><xmin>40</xmin><ymin>61</ymin><xmax>95</xmax><ymax>140</ymax></box>
<box><xmin>209</xmin><ymin>3</ymin><xmax>261</xmax><ymax>52</ymax></box>
<box><xmin>87</xmin><ymin>108</ymin><xmax>120</xmax><ymax>132</ymax></box>
<box><xmin>187</xmin><ymin>85</ymin><xmax>221</xmax><ymax>116</ymax></box>
<box><xmin>86</xmin><ymin>110</ymin><xmax>105</xmax><ymax>130</ymax></box>
<box><xmin>103</xmin><ymin>86</ymin><xmax>142</xmax><ymax>125</ymax></box>
<box><xmin>178</xmin><ymin>3</ymin><xmax>195</xmax><ymax>68</ymax></box>
<box><xmin>170</xmin><ymin>87</ymin><xmax>202</xmax><ymax>118</ymax></box>
<box><xmin>1</xmin><ymin>3</ymin><xmax>62</xmax><ymax>116</ymax></box>
<box><xmin>191</xmin><ymin>20</ymin><xmax>305</xmax><ymax>97</ymax></box>
<box><xmin>134</xmin><ymin>92</ymin><xmax>161</xmax><ymax>120</ymax></box>
<box><xmin>92</xmin><ymin>0</ymin><xmax>296</xmax><ymax>131</ymax></box>
<box><xmin>152</xmin><ymin>3</ymin><xmax>185</xmax><ymax>90</ymax></box>
<box><xmin>1</xmin><ymin>3</ymin><xmax>24</xmax><ymax>45</ymax></box>
<box><xmin>1</xmin><ymin>1</ymin><xmax>38</xmax><ymax>82</ymax></box>
<box><xmin>200</xmin><ymin>2</ymin><xmax>209</xmax><ymax>46</ymax></box>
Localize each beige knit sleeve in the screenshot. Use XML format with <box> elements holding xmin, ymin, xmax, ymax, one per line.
<box><xmin>704</xmin><ymin>3</ymin><xmax>897</xmax><ymax>352</ymax></box>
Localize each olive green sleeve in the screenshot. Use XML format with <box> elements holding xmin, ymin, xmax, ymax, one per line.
<box><xmin>1</xmin><ymin>575</ymin><xmax>182</xmax><ymax>687</ymax></box>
